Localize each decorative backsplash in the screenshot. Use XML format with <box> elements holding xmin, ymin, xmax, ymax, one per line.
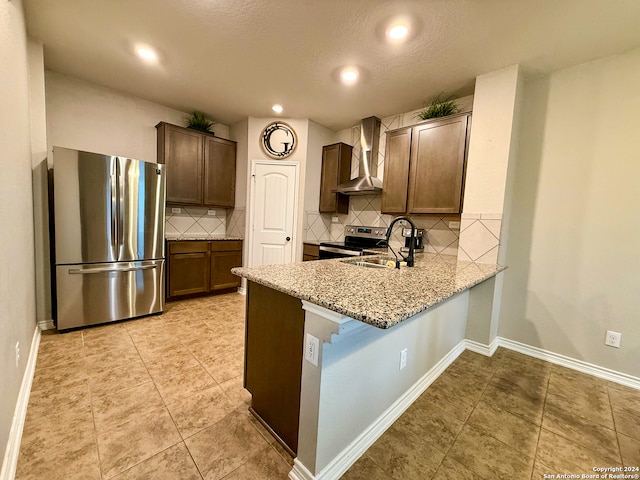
<box><xmin>304</xmin><ymin>195</ymin><xmax>461</xmax><ymax>256</ymax></box>
<box><xmin>226</xmin><ymin>208</ymin><xmax>245</xmax><ymax>237</ymax></box>
<box><xmin>165</xmin><ymin>207</ymin><xmax>227</xmax><ymax>239</ymax></box>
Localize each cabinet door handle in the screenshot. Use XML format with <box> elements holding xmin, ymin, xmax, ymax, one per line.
<box><xmin>285</xmin><ymin>236</ymin><xmax>291</xmax><ymax>242</ymax></box>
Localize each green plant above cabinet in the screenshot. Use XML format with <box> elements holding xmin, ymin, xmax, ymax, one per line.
<box><xmin>156</xmin><ymin>122</ymin><xmax>236</xmax><ymax>208</ymax></box>
<box><xmin>381</xmin><ymin>113</ymin><xmax>470</xmax><ymax>215</ymax></box>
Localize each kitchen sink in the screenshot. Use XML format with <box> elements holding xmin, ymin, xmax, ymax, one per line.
<box><xmin>341</xmin><ymin>256</ymin><xmax>400</xmax><ymax>269</ymax></box>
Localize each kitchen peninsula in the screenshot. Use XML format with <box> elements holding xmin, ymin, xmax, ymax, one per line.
<box><xmin>233</xmin><ymin>253</ymin><xmax>505</xmax><ymax>480</ymax></box>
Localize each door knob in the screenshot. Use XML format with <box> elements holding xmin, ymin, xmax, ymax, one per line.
<box><xmin>285</xmin><ymin>236</ymin><xmax>291</xmax><ymax>241</ymax></box>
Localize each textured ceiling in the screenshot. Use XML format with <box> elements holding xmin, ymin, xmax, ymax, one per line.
<box><xmin>23</xmin><ymin>0</ymin><xmax>640</xmax><ymax>130</ymax></box>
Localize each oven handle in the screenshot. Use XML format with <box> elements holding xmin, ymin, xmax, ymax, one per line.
<box><xmin>319</xmin><ymin>246</ymin><xmax>363</xmax><ymax>256</ymax></box>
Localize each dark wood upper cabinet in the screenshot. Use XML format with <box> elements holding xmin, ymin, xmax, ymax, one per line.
<box><xmin>381</xmin><ymin>127</ymin><xmax>412</xmax><ymax>214</ymax></box>
<box><xmin>156</xmin><ymin>122</ymin><xmax>236</xmax><ymax>208</ymax></box>
<box><xmin>319</xmin><ymin>142</ymin><xmax>352</xmax><ymax>214</ymax></box>
<box><xmin>157</xmin><ymin>123</ymin><xmax>203</xmax><ymax>205</ymax></box>
<box><xmin>382</xmin><ymin>113</ymin><xmax>470</xmax><ymax>215</ymax></box>
<box><xmin>204</xmin><ymin>135</ymin><xmax>236</xmax><ymax>208</ymax></box>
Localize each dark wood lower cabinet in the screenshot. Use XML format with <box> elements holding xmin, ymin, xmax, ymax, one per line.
<box><xmin>167</xmin><ymin>240</ymin><xmax>242</xmax><ymax>300</ymax></box>
<box><xmin>244</xmin><ymin>281</ymin><xmax>304</xmax><ymax>455</ymax></box>
<box><xmin>167</xmin><ymin>242</ymin><xmax>210</xmax><ymax>297</ymax></box>
<box><xmin>211</xmin><ymin>250</ymin><xmax>243</xmax><ymax>291</ymax></box>
<box><xmin>302</xmin><ymin>242</ymin><xmax>320</xmax><ymax>261</ymax></box>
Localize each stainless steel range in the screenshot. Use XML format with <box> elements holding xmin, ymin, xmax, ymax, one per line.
<box><xmin>319</xmin><ymin>225</ymin><xmax>388</xmax><ymax>259</ymax></box>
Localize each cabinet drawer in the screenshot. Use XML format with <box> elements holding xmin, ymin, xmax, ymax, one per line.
<box><xmin>169</xmin><ymin>241</ymin><xmax>209</xmax><ymax>254</ymax></box>
<box><xmin>210</xmin><ymin>240</ymin><xmax>243</xmax><ymax>252</ymax></box>
<box><xmin>303</xmin><ymin>243</ymin><xmax>320</xmax><ymax>257</ymax></box>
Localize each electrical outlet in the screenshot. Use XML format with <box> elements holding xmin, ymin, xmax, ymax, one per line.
<box><xmin>605</xmin><ymin>330</ymin><xmax>622</xmax><ymax>348</ymax></box>
<box><xmin>207</xmin><ymin>209</ymin><xmax>216</xmax><ymax>216</ymax></box>
<box><xmin>171</xmin><ymin>207</ymin><xmax>181</xmax><ymax>214</ymax></box>
<box><xmin>331</xmin><ymin>216</ymin><xmax>339</xmax><ymax>223</ymax></box>
<box><xmin>448</xmin><ymin>221</ymin><xmax>461</xmax><ymax>229</ymax></box>
<box><xmin>15</xmin><ymin>342</ymin><xmax>20</xmax><ymax>368</ymax></box>
<box><xmin>305</xmin><ymin>334</ymin><xmax>320</xmax><ymax>366</ymax></box>
<box><xmin>399</xmin><ymin>348</ymin><xmax>408</xmax><ymax>370</ymax></box>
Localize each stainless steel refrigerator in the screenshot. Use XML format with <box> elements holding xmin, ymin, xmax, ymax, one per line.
<box><xmin>52</xmin><ymin>147</ymin><xmax>166</xmax><ymax>330</ymax></box>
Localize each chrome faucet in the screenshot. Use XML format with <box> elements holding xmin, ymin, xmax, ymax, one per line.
<box><xmin>385</xmin><ymin>216</ymin><xmax>416</xmax><ymax>268</ymax></box>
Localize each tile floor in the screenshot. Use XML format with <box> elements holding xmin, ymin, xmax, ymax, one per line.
<box><xmin>344</xmin><ymin>347</ymin><xmax>640</xmax><ymax>480</ymax></box>
<box><xmin>16</xmin><ymin>293</ymin><xmax>640</xmax><ymax>479</ymax></box>
<box><xmin>16</xmin><ymin>294</ymin><xmax>292</xmax><ymax>480</ymax></box>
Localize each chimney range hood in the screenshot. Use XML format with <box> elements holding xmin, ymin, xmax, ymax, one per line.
<box><xmin>333</xmin><ymin>116</ymin><xmax>383</xmax><ymax>195</ymax></box>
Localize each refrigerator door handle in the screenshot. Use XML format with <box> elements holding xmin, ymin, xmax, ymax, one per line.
<box><xmin>110</xmin><ymin>160</ymin><xmax>118</xmax><ymax>254</ymax></box>
<box><xmin>68</xmin><ymin>264</ymin><xmax>158</xmax><ymax>275</ymax></box>
<box><xmin>117</xmin><ymin>158</ymin><xmax>124</xmax><ymax>254</ymax></box>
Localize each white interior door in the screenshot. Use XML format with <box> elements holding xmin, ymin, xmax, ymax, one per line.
<box><xmin>250</xmin><ymin>162</ymin><xmax>298</xmax><ymax>267</ymax></box>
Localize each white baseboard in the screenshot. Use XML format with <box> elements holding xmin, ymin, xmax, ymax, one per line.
<box><xmin>0</xmin><ymin>325</ymin><xmax>40</xmax><ymax>480</ymax></box>
<box><xmin>464</xmin><ymin>337</ymin><xmax>499</xmax><ymax>356</ymax></box>
<box><xmin>496</xmin><ymin>337</ymin><xmax>640</xmax><ymax>390</ymax></box>
<box><xmin>289</xmin><ymin>340</ymin><xmax>466</xmax><ymax>480</ymax></box>
<box><xmin>289</xmin><ymin>459</ymin><xmax>314</xmax><ymax>480</ymax></box>
<box><xmin>37</xmin><ymin>319</ymin><xmax>54</xmax><ymax>331</ymax></box>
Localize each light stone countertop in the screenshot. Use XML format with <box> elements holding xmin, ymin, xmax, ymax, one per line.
<box><xmin>232</xmin><ymin>253</ymin><xmax>506</xmax><ymax>329</ymax></box>
<box><xmin>165</xmin><ymin>234</ymin><xmax>243</xmax><ymax>241</ymax></box>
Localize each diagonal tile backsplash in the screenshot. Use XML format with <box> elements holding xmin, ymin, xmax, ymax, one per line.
<box><xmin>165</xmin><ymin>207</ymin><xmax>227</xmax><ymax>239</ymax></box>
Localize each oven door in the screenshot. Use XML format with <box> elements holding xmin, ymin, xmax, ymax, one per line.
<box><xmin>319</xmin><ymin>245</ymin><xmax>364</xmax><ymax>259</ymax></box>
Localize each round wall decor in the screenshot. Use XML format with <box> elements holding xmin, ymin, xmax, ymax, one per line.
<box><xmin>260</xmin><ymin>122</ymin><xmax>297</xmax><ymax>159</ymax></box>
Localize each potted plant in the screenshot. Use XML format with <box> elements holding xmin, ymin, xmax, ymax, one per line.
<box><xmin>184</xmin><ymin>111</ymin><xmax>215</xmax><ymax>133</ymax></box>
<box><xmin>416</xmin><ymin>93</ymin><xmax>460</xmax><ymax>121</ymax></box>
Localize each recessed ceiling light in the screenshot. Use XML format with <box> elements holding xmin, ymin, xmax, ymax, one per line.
<box><xmin>340</xmin><ymin>67</ymin><xmax>359</xmax><ymax>85</ymax></box>
<box><xmin>272</xmin><ymin>104</ymin><xmax>284</xmax><ymax>114</ymax></box>
<box><xmin>387</xmin><ymin>24</ymin><xmax>409</xmax><ymax>41</ymax></box>
<box><xmin>136</xmin><ymin>46</ymin><xmax>158</xmax><ymax>62</ymax></box>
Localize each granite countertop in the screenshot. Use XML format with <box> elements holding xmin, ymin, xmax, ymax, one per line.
<box><xmin>166</xmin><ymin>234</ymin><xmax>244</xmax><ymax>241</ymax></box>
<box><xmin>232</xmin><ymin>253</ymin><xmax>506</xmax><ymax>329</ymax></box>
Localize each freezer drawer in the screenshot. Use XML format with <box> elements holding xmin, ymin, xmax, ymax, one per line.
<box><xmin>55</xmin><ymin>260</ymin><xmax>164</xmax><ymax>330</ymax></box>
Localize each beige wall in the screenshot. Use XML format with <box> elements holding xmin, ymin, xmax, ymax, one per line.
<box><xmin>499</xmin><ymin>48</ymin><xmax>640</xmax><ymax>377</ymax></box>
<box><xmin>28</xmin><ymin>39</ymin><xmax>51</xmax><ymax>322</ymax></box>
<box><xmin>0</xmin><ymin>0</ymin><xmax>38</xmax><ymax>463</ymax></box>
<box><xmin>45</xmin><ymin>71</ymin><xmax>231</xmax><ymax>162</ymax></box>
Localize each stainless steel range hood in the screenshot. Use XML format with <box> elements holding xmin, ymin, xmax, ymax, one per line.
<box><xmin>333</xmin><ymin>116</ymin><xmax>383</xmax><ymax>195</ymax></box>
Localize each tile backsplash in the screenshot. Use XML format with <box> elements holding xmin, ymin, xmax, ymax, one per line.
<box><xmin>165</xmin><ymin>207</ymin><xmax>226</xmax><ymax>238</ymax></box>
<box><xmin>304</xmin><ymin>195</ymin><xmax>460</xmax><ymax>256</ymax></box>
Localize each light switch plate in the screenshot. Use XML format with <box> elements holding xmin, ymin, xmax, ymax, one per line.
<box><xmin>448</xmin><ymin>221</ymin><xmax>461</xmax><ymax>229</ymax></box>
<box><xmin>207</xmin><ymin>210</ymin><xmax>216</xmax><ymax>216</ymax></box>
<box><xmin>331</xmin><ymin>216</ymin><xmax>339</xmax><ymax>223</ymax></box>
<box><xmin>171</xmin><ymin>207</ymin><xmax>181</xmax><ymax>214</ymax></box>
